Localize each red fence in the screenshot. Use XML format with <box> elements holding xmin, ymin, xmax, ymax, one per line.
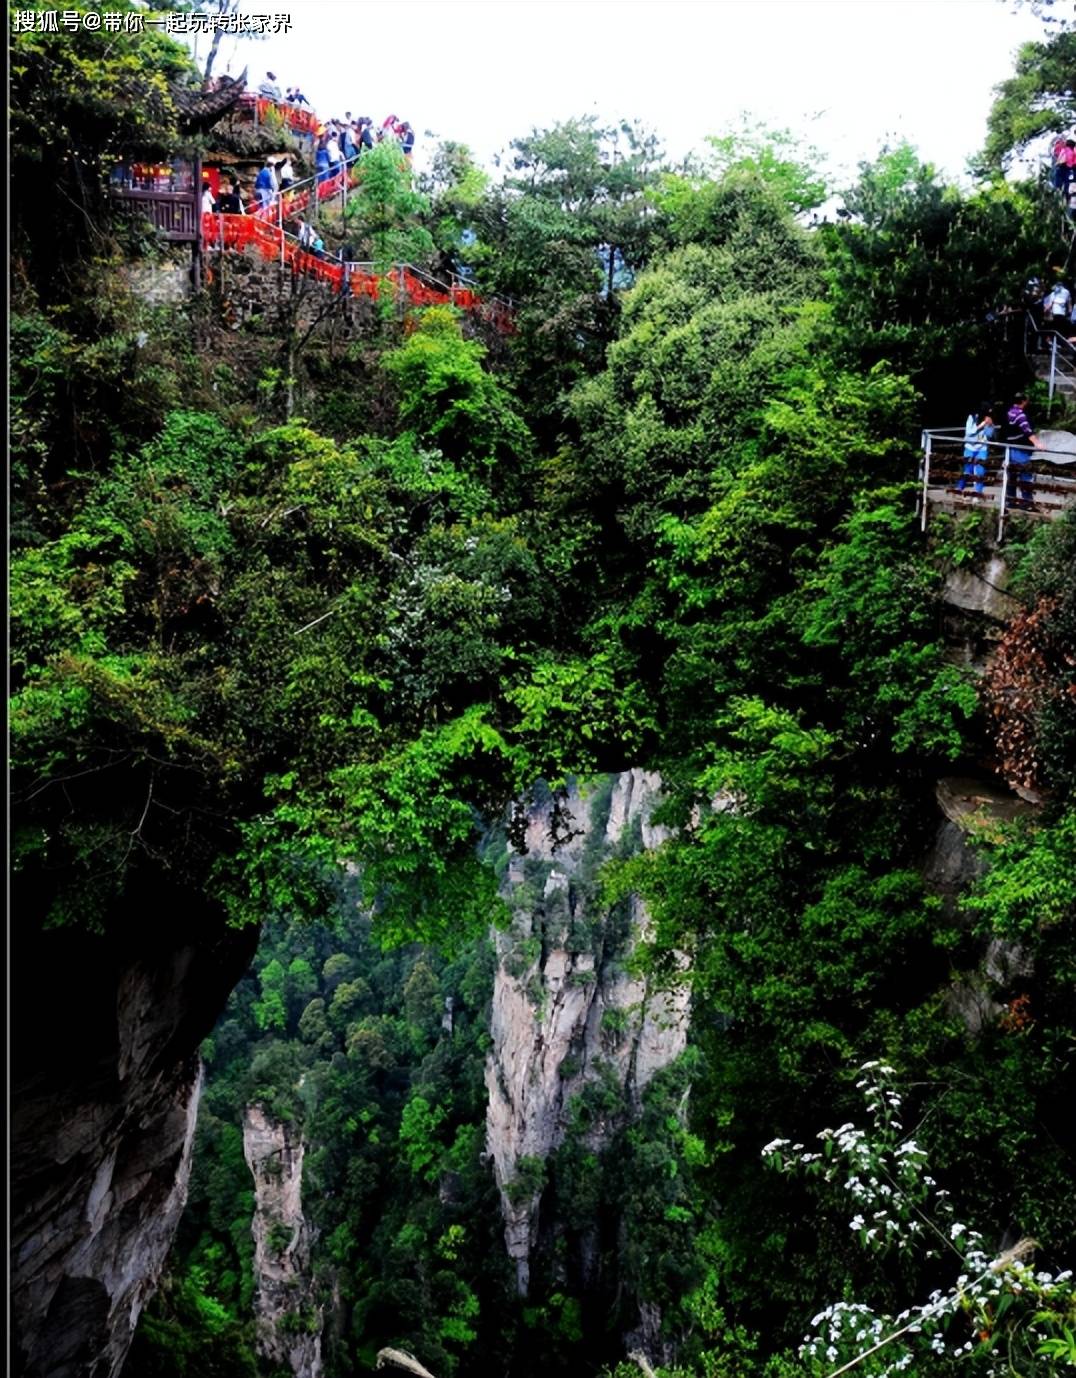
<box><xmin>236</xmin><ymin>92</ymin><xmax>319</xmax><ymax>137</ymax></box>
<box><xmin>202</xmin><ymin>212</ymin><xmax>515</xmax><ymax>327</ymax></box>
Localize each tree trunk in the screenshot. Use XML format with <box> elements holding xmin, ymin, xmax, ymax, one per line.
<box><xmin>202</xmin><ymin>1</ymin><xmax>233</xmax><ymax>85</ymax></box>
<box><xmin>203</xmin><ymin>27</ymin><xmax>224</xmax><ymax>84</ymax></box>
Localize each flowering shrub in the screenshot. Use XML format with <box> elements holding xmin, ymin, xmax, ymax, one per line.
<box><xmin>762</xmin><ymin>1062</ymin><xmax>1076</xmax><ymax>1376</ymax></box>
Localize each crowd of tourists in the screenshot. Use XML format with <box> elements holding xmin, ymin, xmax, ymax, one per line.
<box><xmin>256</xmin><ymin>70</ymin><xmax>415</xmax><ymax>166</ymax></box>
<box><xmin>199</xmin><ymin>71</ymin><xmax>416</xmax><ymax>219</ymax></box>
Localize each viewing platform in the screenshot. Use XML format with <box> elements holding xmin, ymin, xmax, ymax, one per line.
<box><xmin>108</xmin><ymin>158</ymin><xmax>202</xmax><ymax>243</ymax></box>
<box><xmin>919</xmin><ymin>428</ymin><xmax>1076</xmax><ymax>540</ymax></box>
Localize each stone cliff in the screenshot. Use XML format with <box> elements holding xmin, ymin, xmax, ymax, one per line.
<box><xmin>485</xmin><ymin>770</ymin><xmax>691</xmax><ymax>1296</ymax></box>
<box><xmin>11</xmin><ymin>880</ymin><xmax>258</xmax><ymax>1378</ymax></box>
<box><xmin>243</xmin><ymin>1104</ymin><xmax>323</xmax><ymax>1378</ymax></box>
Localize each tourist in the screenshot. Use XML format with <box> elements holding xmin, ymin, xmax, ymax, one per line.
<box><xmin>297</xmin><ymin>218</ymin><xmax>314</xmax><ymax>250</ymax></box>
<box><xmin>1052</xmin><ymin>135</ymin><xmax>1070</xmax><ymax>190</ymax></box>
<box><xmin>358</xmin><ymin>117</ymin><xmax>375</xmax><ymax>152</ymax></box>
<box><xmin>201</xmin><ymin>181</ymin><xmax>216</xmax><ymax>215</ymax></box>
<box><xmin>399</xmin><ymin>122</ymin><xmax>415</xmax><ymax>157</ymax></box>
<box><xmin>258</xmin><ymin>71</ymin><xmax>282</xmax><ymax>100</ymax></box>
<box><xmin>277</xmin><ymin>156</ymin><xmax>295</xmax><ymax>192</ymax></box>
<box><xmin>292</xmin><ymin>86</ymin><xmax>311</xmax><ymax>107</ymax></box>
<box><xmin>1024</xmin><ymin>274</ymin><xmax>1043</xmax><ymax>318</ymax></box>
<box><xmin>1004</xmin><ymin>393</ymin><xmax>1043</xmax><ymax>509</ymax></box>
<box><xmin>958</xmin><ymin>401</ymin><xmax>994</xmax><ymax>497</ymax></box>
<box><xmin>217</xmin><ymin>176</ymin><xmax>245</xmax><ymax>214</ymax></box>
<box><xmin>326</xmin><ymin>131</ymin><xmax>342</xmax><ymax>176</ymax></box>
<box><xmin>315</xmin><ymin>133</ymin><xmax>331</xmax><ymax>185</ymax></box>
<box><xmin>1057</xmin><ymin>139</ymin><xmax>1076</xmax><ymax>197</ymax></box>
<box><xmin>1045</xmin><ymin>280</ymin><xmax>1072</xmax><ymax>334</ymax></box>
<box><xmin>312</xmin><ymin>233</ymin><xmax>325</xmax><ymax>260</ymax></box>
<box><xmin>254</xmin><ymin>158</ymin><xmax>276</xmax><ymax>210</ymax></box>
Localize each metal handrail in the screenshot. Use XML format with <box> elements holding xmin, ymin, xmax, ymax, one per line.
<box><xmin>921</xmin><ymin>427</ymin><xmax>1076</xmax><ymax>464</ymax></box>
<box><xmin>1023</xmin><ymin>308</ymin><xmax>1076</xmax><ymax>400</ymax></box>
<box><xmin>919</xmin><ymin>425</ymin><xmax>1076</xmax><ymax>540</ymax></box>
<box><xmin>248</xmin><ymin>149</ymin><xmax>363</xmax><ymax>216</ymax></box>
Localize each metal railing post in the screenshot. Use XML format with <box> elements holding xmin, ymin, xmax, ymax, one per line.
<box><xmin>278</xmin><ymin>190</ymin><xmax>284</xmax><ymax>269</ymax></box>
<box><xmin>1050</xmin><ymin>334</ymin><xmax>1058</xmax><ymax>402</ymax></box>
<box><xmin>998</xmin><ymin>446</ymin><xmax>1011</xmax><ymax>543</ymax></box>
<box><xmin>921</xmin><ymin>433</ymin><xmax>932</xmax><ymax>532</ymax></box>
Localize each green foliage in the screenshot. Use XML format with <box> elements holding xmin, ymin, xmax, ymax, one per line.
<box><xmin>345</xmin><ymin>139</ymin><xmax>436</xmax><ymax>267</ymax></box>
<box><xmin>384</xmin><ymin>308</ymin><xmax>533</xmax><ymax>482</ymax></box>
<box><xmin>965</xmin><ymin>812</ymin><xmax>1076</xmax><ymax>937</ymax></box>
<box><xmin>802</xmin><ymin>495</ymin><xmax>978</xmax><ymax>758</ymax></box>
<box><xmin>983</xmin><ymin>27</ymin><xmax>1076</xmax><ymax>168</ymax></box>
<box><xmin>399</xmin><ymin>1095</ymin><xmax>449</xmax><ymax>1182</ymax></box>
<box><xmin>11</xmin><ymin>0</ymin><xmax>196</xmax><ymax>286</ymax></box>
<box><xmin>13</xmin><ymin>25</ymin><xmax>1076</xmax><ymax>1378</ymax></box>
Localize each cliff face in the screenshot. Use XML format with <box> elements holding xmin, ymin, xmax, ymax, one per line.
<box><xmin>243</xmin><ymin>1104</ymin><xmax>323</xmax><ymax>1378</ymax></box>
<box><xmin>485</xmin><ymin>771</ymin><xmax>690</xmax><ymax>1296</ymax></box>
<box><xmin>11</xmin><ymin>883</ymin><xmax>257</xmax><ymax>1378</ymax></box>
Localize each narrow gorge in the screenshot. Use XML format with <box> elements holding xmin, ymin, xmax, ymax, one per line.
<box><xmin>11</xmin><ymin>7</ymin><xmax>1076</xmax><ymax>1377</ymax></box>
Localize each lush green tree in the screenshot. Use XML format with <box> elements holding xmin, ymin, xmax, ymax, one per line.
<box><xmin>11</xmin><ymin>0</ymin><xmax>196</xmax><ymax>290</ymax></box>
<box><xmin>983</xmin><ymin>21</ymin><xmax>1076</xmax><ymax>169</ymax></box>
<box><xmin>345</xmin><ymin>139</ymin><xmax>436</xmax><ymax>268</ymax></box>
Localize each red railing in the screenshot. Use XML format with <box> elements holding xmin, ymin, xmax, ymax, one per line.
<box><xmin>236</xmin><ymin>92</ymin><xmax>319</xmax><ymax>137</ymax></box>
<box><xmin>202</xmin><ymin>212</ymin><xmax>515</xmax><ymax>327</ymax></box>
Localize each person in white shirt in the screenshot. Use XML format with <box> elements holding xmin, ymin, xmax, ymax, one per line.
<box><xmin>201</xmin><ymin>183</ymin><xmax>215</xmax><ymax>215</ymax></box>
<box><xmin>1045</xmin><ymin>282</ymin><xmax>1072</xmax><ymax>331</ymax></box>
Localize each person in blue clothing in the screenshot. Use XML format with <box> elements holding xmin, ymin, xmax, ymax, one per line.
<box><xmin>1004</xmin><ymin>393</ymin><xmax>1043</xmax><ymax>508</ymax></box>
<box><xmin>399</xmin><ymin>122</ymin><xmax>415</xmax><ymax>157</ymax></box>
<box><xmin>315</xmin><ymin>134</ymin><xmax>331</xmax><ymax>185</ymax></box>
<box><xmin>254</xmin><ymin>158</ymin><xmax>276</xmax><ymax>210</ymax></box>
<box><xmin>958</xmin><ymin>401</ymin><xmax>995</xmax><ymax>496</ymax></box>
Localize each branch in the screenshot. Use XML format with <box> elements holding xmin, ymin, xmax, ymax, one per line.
<box><xmin>375</xmin><ymin>1349</ymin><xmax>438</xmax><ymax>1378</ymax></box>
<box><xmin>823</xmin><ymin>1243</ymin><xmax>1036</xmax><ymax>1378</ymax></box>
<box><xmin>295</xmin><ymin>605</ymin><xmax>339</xmax><ymax>636</ymax></box>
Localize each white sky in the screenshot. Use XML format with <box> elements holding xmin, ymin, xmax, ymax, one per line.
<box><xmin>191</xmin><ymin>0</ymin><xmax>1049</xmax><ymax>183</ymax></box>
